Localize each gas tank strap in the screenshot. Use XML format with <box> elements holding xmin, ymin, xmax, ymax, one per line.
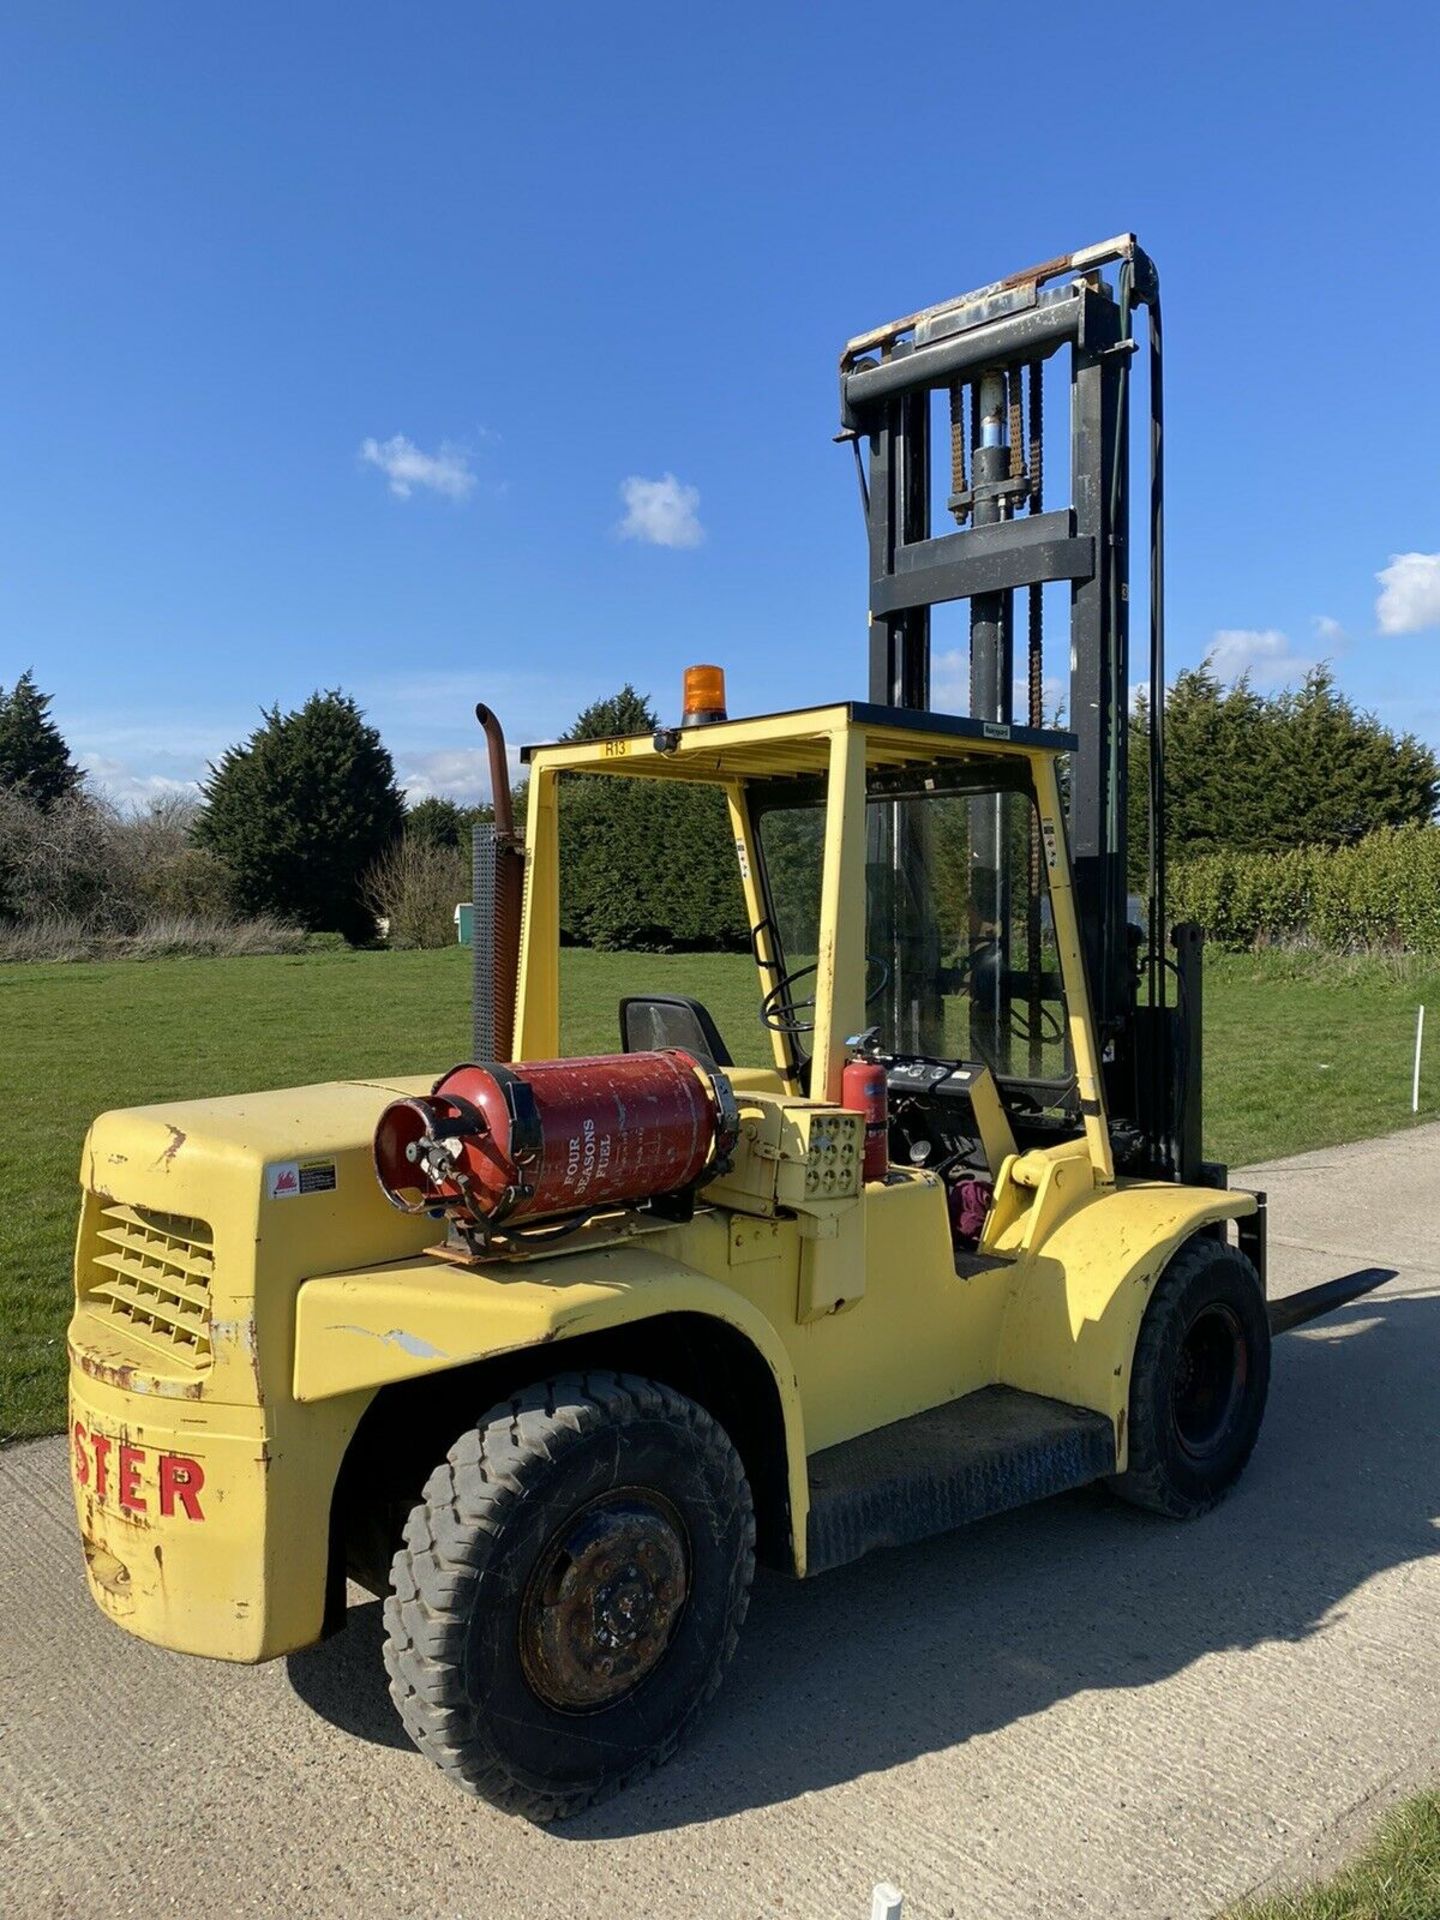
<box><xmin>434</xmin><ymin>1092</ymin><xmax>489</xmax><ymax>1139</ymax></box>
<box><xmin>477</xmin><ymin>1062</ymin><xmax>545</xmax><ymax>1168</ymax></box>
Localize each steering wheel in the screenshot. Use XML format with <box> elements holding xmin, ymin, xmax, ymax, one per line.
<box><xmin>760</xmin><ymin>955</ymin><xmax>892</xmax><ymax>1037</ymax></box>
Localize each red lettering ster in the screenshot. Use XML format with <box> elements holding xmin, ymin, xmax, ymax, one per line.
<box><xmin>118</xmin><ymin>1443</ymin><xmax>147</xmax><ymax>1513</ymax></box>
<box><xmin>91</xmin><ymin>1431</ymin><xmax>111</xmax><ymax>1500</ymax></box>
<box><xmin>159</xmin><ymin>1454</ymin><xmax>206</xmax><ymax>1521</ymax></box>
<box><xmin>73</xmin><ymin>1420</ymin><xmax>90</xmax><ymax>1486</ymax></box>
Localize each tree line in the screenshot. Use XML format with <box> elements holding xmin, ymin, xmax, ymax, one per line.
<box><xmin>1127</xmin><ymin>664</ymin><xmax>1438</xmax><ymax>884</ymax></box>
<box><xmin>1</xmin><ymin>663</ymin><xmax>1435</xmax><ymax>958</ymax></box>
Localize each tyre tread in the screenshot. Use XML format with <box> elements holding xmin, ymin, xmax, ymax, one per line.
<box><xmin>383</xmin><ymin>1370</ymin><xmax>755</xmax><ymax>1821</ymax></box>
<box><xmin>1111</xmin><ymin>1234</ymin><xmax>1269</xmax><ymax>1519</ymax></box>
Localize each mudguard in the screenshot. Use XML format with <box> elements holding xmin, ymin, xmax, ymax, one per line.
<box><xmin>997</xmin><ymin>1180</ymin><xmax>1258</xmax><ymax>1466</ymax></box>
<box><xmin>293</xmin><ymin>1241</ymin><xmax>810</xmax><ymax>1556</ymax></box>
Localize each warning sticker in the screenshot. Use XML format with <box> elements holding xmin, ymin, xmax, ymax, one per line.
<box><xmin>734</xmin><ymin>837</ymin><xmax>751</xmax><ymax>882</ymax></box>
<box><xmin>1041</xmin><ymin>817</ymin><xmax>1059</xmax><ymax>870</ymax></box>
<box><xmin>267</xmin><ymin>1159</ymin><xmax>338</xmax><ymax>1199</ymax></box>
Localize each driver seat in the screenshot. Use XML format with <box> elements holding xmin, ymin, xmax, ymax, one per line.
<box><xmin>619</xmin><ymin>994</ymin><xmax>734</xmax><ymax>1067</ymax></box>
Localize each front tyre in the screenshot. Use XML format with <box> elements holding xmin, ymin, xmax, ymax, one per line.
<box><xmin>1110</xmin><ymin>1233</ymin><xmax>1271</xmax><ymax>1519</ymax></box>
<box><xmin>383</xmin><ymin>1372</ymin><xmax>755</xmax><ymax>1821</ymax></box>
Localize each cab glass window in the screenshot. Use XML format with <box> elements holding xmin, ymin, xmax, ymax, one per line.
<box><xmin>756</xmin><ymin>779</ymin><xmax>1073</xmax><ymax>1087</ymax></box>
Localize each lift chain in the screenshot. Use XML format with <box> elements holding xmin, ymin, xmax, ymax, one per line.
<box><xmin>1027</xmin><ymin>357</ymin><xmax>1043</xmax><ymax>513</ymax></box>
<box><xmin>1007</xmin><ymin>369</ymin><xmax>1025</xmax><ymax>483</ymax></box>
<box><xmin>948</xmin><ymin>381</ymin><xmax>967</xmax><ymax>524</ymax></box>
<box><xmin>1027</xmin><ymin>362</ymin><xmax>1044</xmax><ymax>727</ymax></box>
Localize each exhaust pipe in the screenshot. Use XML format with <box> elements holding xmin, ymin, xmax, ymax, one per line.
<box><xmin>475</xmin><ymin>702</ymin><xmax>516</xmax><ymax>840</ymax></box>
<box><xmin>472</xmin><ymin>703</ymin><xmax>524</xmax><ymax>1062</ymax></box>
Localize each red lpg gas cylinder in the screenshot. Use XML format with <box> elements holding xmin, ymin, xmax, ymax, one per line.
<box><xmin>374</xmin><ymin>1049</ymin><xmax>736</xmax><ymax>1229</ymax></box>
<box><xmin>842</xmin><ymin>1057</ymin><xmax>889</xmax><ymax>1183</ymax></box>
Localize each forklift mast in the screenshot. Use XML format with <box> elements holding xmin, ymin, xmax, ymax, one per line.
<box><xmin>839</xmin><ymin>234</ymin><xmax>1202</xmax><ymax>1184</ymax></box>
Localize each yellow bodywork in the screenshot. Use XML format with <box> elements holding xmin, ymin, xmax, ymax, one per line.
<box><xmin>68</xmin><ymin>703</ymin><xmax>1253</xmax><ymax>1662</ymax></box>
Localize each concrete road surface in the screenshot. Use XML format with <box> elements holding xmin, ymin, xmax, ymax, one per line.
<box><xmin>4</xmin><ymin>1126</ymin><xmax>1439</xmax><ymax>1920</ymax></box>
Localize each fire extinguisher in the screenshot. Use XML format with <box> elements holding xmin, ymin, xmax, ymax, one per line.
<box><xmin>842</xmin><ymin>1056</ymin><xmax>889</xmax><ymax>1183</ymax></box>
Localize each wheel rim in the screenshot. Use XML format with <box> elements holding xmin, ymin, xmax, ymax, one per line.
<box><xmin>1171</xmin><ymin>1301</ymin><xmax>1248</xmax><ymax>1459</ymax></box>
<box><xmin>518</xmin><ymin>1489</ymin><xmax>691</xmax><ymax>1713</ymax></box>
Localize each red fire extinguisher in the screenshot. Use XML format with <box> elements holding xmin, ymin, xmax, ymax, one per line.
<box><xmin>842</xmin><ymin>1057</ymin><xmax>889</xmax><ymax>1183</ymax></box>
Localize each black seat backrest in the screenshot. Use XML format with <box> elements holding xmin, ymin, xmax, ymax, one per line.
<box><xmin>619</xmin><ymin>994</ymin><xmax>734</xmax><ymax>1066</ymax></box>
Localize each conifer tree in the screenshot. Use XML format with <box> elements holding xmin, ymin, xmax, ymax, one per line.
<box><xmin>196</xmin><ymin>691</ymin><xmax>404</xmax><ymax>942</ymax></box>
<box><xmin>0</xmin><ymin>671</ymin><xmax>84</xmax><ymax>810</ymax></box>
<box><xmin>1127</xmin><ymin>661</ymin><xmax>1438</xmax><ymax>885</ymax></box>
<box><xmin>556</xmin><ymin>686</ymin><xmax>748</xmax><ymax>951</ymax></box>
<box><xmin>406</xmin><ymin>795</ymin><xmax>492</xmax><ymax>849</ymax></box>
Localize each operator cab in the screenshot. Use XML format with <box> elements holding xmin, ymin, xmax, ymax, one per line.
<box><xmin>520</xmin><ymin>686</ymin><xmax>1107</xmax><ymax>1255</ymax></box>
<box><xmin>749</xmin><ymin>753</ymin><xmax>1080</xmax><ymax>1242</ymax></box>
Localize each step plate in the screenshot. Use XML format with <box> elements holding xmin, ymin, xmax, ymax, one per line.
<box><xmin>805</xmin><ymin>1385</ymin><xmax>1116</xmax><ymax>1576</ymax></box>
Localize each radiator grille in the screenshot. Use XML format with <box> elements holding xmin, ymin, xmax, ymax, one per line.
<box><xmin>85</xmin><ymin>1203</ymin><xmax>215</xmax><ymax>1369</ymax></box>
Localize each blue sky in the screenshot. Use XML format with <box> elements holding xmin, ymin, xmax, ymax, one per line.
<box><xmin>3</xmin><ymin>2</ymin><xmax>1438</xmax><ymax>808</ymax></box>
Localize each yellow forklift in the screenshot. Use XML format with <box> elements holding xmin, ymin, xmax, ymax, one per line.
<box><xmin>67</xmin><ymin>237</ymin><xmax>1376</xmax><ymax>1820</ymax></box>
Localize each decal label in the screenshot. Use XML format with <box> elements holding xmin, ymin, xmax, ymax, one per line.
<box><xmin>267</xmin><ymin>1159</ymin><xmax>337</xmax><ymax>1199</ymax></box>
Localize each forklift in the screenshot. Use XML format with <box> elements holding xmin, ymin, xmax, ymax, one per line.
<box><xmin>67</xmin><ymin>236</ymin><xmax>1369</xmax><ymax>1821</ymax></box>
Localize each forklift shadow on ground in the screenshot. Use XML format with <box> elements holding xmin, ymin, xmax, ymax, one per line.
<box><xmin>285</xmin><ymin>1281</ymin><xmax>1440</xmax><ymax>1833</ymax></box>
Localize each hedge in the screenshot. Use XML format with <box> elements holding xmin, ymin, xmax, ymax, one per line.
<box><xmin>1169</xmin><ymin>824</ymin><xmax>1440</xmax><ymax>954</ymax></box>
<box><xmin>559</xmin><ymin>776</ymin><xmax>750</xmax><ymax>951</ymax></box>
<box><xmin>549</xmin><ymin>772</ymin><xmax>1440</xmax><ymax>959</ymax></box>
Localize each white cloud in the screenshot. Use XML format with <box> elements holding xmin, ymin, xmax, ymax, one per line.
<box><xmin>396</xmin><ymin>749</ymin><xmax>489</xmax><ymax>806</ymax></box>
<box><xmin>395</xmin><ymin>747</ymin><xmax>522</xmax><ymax>807</ymax></box>
<box><xmin>1313</xmin><ymin>614</ymin><xmax>1345</xmax><ymax>645</ymax></box>
<box><xmin>66</xmin><ymin>667</ymin><xmax>610</xmax><ymax>820</ymax></box>
<box><xmin>59</xmin><ymin>709</ymin><xmax>226</xmax><ymax>812</ymax></box>
<box><xmin>1375</xmin><ymin>552</ymin><xmax>1440</xmax><ymax>635</ymax></box>
<box><xmin>1205</xmin><ymin>628</ymin><xmax>1313</xmax><ymax>689</ymax></box>
<box><xmin>617</xmin><ymin>472</ymin><xmax>704</xmax><ymax>549</ymax></box>
<box><xmin>83</xmin><ymin>755</ymin><xmax>203</xmax><ymax>813</ymax></box>
<box><xmin>359</xmin><ymin>434</ymin><xmax>476</xmax><ymax>501</ymax></box>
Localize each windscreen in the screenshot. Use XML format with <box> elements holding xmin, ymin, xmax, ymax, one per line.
<box><xmin>756</xmin><ymin>781</ymin><xmax>1072</xmax><ymax>1085</ymax></box>
<box><xmin>554</xmin><ymin>769</ymin><xmax>774</xmax><ymax>1067</ymax></box>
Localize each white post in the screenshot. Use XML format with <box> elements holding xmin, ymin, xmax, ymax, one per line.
<box><xmin>871</xmin><ymin>1886</ymin><xmax>904</xmax><ymax>1920</ymax></box>
<box><xmin>1414</xmin><ymin>1005</ymin><xmax>1426</xmax><ymax>1115</ymax></box>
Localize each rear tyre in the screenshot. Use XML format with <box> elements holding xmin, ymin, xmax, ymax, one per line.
<box><xmin>382</xmin><ymin>1371</ymin><xmax>755</xmax><ymax>1821</ymax></box>
<box><xmin>1109</xmin><ymin>1233</ymin><xmax>1270</xmax><ymax>1519</ymax></box>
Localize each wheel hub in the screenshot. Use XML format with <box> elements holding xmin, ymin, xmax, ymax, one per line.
<box><xmin>1171</xmin><ymin>1301</ymin><xmax>1247</xmax><ymax>1459</ymax></box>
<box><xmin>519</xmin><ymin>1490</ymin><xmax>690</xmax><ymax>1712</ymax></box>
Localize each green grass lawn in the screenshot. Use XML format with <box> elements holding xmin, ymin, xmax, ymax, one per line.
<box><xmin>3</xmin><ymin>944</ymin><xmax>1437</xmax><ymax>1442</ymax></box>
<box><xmin>1222</xmin><ymin>1791</ymin><xmax>1440</xmax><ymax>1919</ymax></box>
<box><xmin>1205</xmin><ymin>949</ymin><xmax>1439</xmax><ymax>1166</ymax></box>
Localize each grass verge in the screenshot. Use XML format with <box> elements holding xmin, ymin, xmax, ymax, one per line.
<box><xmin>1224</xmin><ymin>1792</ymin><xmax>1440</xmax><ymax>1919</ymax></box>
<box><xmin>3</xmin><ymin>944</ymin><xmax>1437</xmax><ymax>1441</ymax></box>
<box><xmin>0</xmin><ymin>912</ymin><xmax>310</xmax><ymax>963</ymax></box>
<box><xmin>1205</xmin><ymin>949</ymin><xmax>1440</xmax><ymax>1165</ymax></box>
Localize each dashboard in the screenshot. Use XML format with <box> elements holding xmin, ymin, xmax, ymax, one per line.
<box><xmin>879</xmin><ymin>1052</ymin><xmax>1078</xmax><ymax>1180</ymax></box>
<box><xmin>880</xmin><ymin>1056</ymin><xmax>993</xmax><ymax>1179</ymax></box>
